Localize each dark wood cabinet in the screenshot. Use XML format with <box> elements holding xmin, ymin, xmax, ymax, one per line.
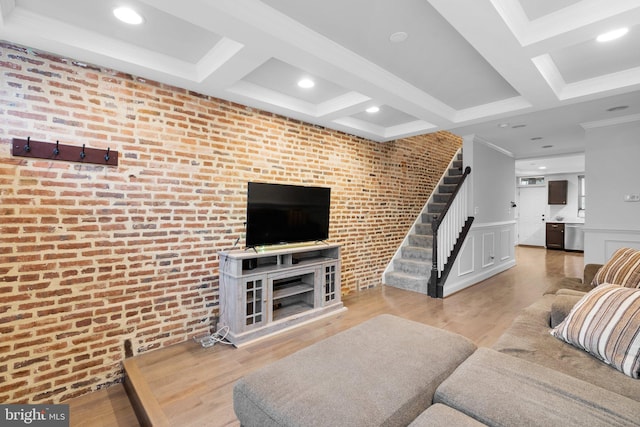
<box><xmin>546</xmin><ymin>223</ymin><xmax>565</xmax><ymax>250</ymax></box>
<box><xmin>548</xmin><ymin>180</ymin><xmax>568</xmax><ymax>204</ymax></box>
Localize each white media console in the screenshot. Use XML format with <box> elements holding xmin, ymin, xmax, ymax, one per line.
<box><xmin>218</xmin><ymin>243</ymin><xmax>345</xmax><ymax>346</ymax></box>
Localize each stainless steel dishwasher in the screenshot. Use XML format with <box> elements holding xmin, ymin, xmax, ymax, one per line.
<box><xmin>564</xmin><ymin>223</ymin><xmax>584</xmax><ymax>251</ymax></box>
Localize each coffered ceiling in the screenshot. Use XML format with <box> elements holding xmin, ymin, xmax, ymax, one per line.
<box><xmin>1</xmin><ymin>0</ymin><xmax>639</xmax><ymax>159</ymax></box>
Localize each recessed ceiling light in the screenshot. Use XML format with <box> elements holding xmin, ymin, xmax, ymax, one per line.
<box><xmin>530</xmin><ymin>137</ymin><xmax>543</xmax><ymax>141</ymax></box>
<box><xmin>542</xmin><ymin>145</ymin><xmax>553</xmax><ymax>149</ymax></box>
<box><xmin>512</xmin><ymin>124</ymin><xmax>527</xmax><ymax>129</ymax></box>
<box><xmin>498</xmin><ymin>123</ymin><xmax>509</xmax><ymax>128</ymax></box>
<box><xmin>113</xmin><ymin>7</ymin><xmax>144</xmax><ymax>25</ymax></box>
<box><xmin>297</xmin><ymin>78</ymin><xmax>315</xmax><ymax>89</ymax></box>
<box><xmin>389</xmin><ymin>32</ymin><xmax>408</xmax><ymax>43</ymax></box>
<box><xmin>596</xmin><ymin>27</ymin><xmax>629</xmax><ymax>42</ymax></box>
<box><xmin>366</xmin><ymin>106</ymin><xmax>380</xmax><ymax>113</ymax></box>
<box><xmin>606</xmin><ymin>105</ymin><xmax>629</xmax><ymax>112</ymax></box>
<box><xmin>538</xmin><ymin>166</ymin><xmax>547</xmax><ymax>170</ymax></box>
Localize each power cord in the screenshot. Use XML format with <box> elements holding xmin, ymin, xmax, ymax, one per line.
<box><xmin>196</xmin><ymin>225</ymin><xmax>242</xmax><ymax>349</ymax></box>
<box><xmin>193</xmin><ymin>325</ymin><xmax>232</xmax><ymax>348</ymax></box>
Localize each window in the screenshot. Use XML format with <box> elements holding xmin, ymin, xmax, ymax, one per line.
<box><xmin>518</xmin><ymin>176</ymin><xmax>545</xmax><ymax>187</ymax></box>
<box><xmin>578</xmin><ymin>175</ymin><xmax>585</xmax><ymax>218</ymax></box>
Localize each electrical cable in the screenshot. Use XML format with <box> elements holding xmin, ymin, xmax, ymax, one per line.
<box><xmin>194</xmin><ymin>325</ymin><xmax>232</xmax><ymax>348</ymax></box>
<box><xmin>196</xmin><ymin>223</ymin><xmax>245</xmax><ymax>348</ymax></box>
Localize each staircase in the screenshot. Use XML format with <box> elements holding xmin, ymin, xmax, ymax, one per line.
<box><xmin>384</xmin><ymin>151</ymin><xmax>466</xmax><ymax>295</ymax></box>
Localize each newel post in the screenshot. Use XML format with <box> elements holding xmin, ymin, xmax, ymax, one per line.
<box><xmin>429</xmin><ymin>215</ymin><xmax>439</xmax><ymax>297</ymax></box>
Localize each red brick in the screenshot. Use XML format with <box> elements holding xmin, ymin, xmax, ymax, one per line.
<box><xmin>0</xmin><ymin>42</ymin><xmax>461</xmax><ymax>404</ymax></box>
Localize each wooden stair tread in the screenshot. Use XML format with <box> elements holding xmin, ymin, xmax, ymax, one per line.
<box><xmin>67</xmin><ymin>383</ymin><xmax>139</xmax><ymax>427</ymax></box>
<box><xmin>123</xmin><ymin>358</ymin><xmax>171</xmax><ymax>427</ymax></box>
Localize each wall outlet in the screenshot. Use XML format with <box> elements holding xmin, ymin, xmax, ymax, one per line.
<box><xmin>624</xmin><ymin>194</ymin><xmax>640</xmax><ymax>202</ymax></box>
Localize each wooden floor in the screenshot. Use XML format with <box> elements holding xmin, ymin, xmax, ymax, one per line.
<box><xmin>67</xmin><ymin>246</ymin><xmax>584</xmax><ymax>426</ymax></box>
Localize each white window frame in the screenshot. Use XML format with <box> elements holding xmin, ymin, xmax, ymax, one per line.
<box><xmin>578</xmin><ymin>175</ymin><xmax>585</xmax><ymax>218</ymax></box>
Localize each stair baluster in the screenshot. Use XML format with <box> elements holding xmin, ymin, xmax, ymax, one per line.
<box><xmin>429</xmin><ymin>166</ymin><xmax>473</xmax><ymax>297</ymax></box>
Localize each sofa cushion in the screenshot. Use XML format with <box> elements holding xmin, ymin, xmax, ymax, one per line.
<box><xmin>543</xmin><ymin>276</ymin><xmax>588</xmax><ymax>295</ymax></box>
<box><xmin>409</xmin><ymin>404</ymin><xmax>485</xmax><ymax>427</ymax></box>
<box><xmin>592</xmin><ymin>247</ymin><xmax>640</xmax><ymax>288</ymax></box>
<box><xmin>550</xmin><ymin>294</ymin><xmax>583</xmax><ymax>328</ymax></box>
<box><xmin>434</xmin><ymin>348</ymin><xmax>640</xmax><ymax>427</ymax></box>
<box><xmin>584</xmin><ymin>263</ymin><xmax>603</xmax><ymax>286</ymax></box>
<box><xmin>556</xmin><ymin>288</ymin><xmax>588</xmax><ymax>297</ymax></box>
<box><xmin>493</xmin><ymin>294</ymin><xmax>640</xmax><ymax>401</ymax></box>
<box><xmin>233</xmin><ymin>314</ymin><xmax>476</xmax><ymax>427</ymax></box>
<box><xmin>551</xmin><ymin>284</ymin><xmax>640</xmax><ymax>378</ymax></box>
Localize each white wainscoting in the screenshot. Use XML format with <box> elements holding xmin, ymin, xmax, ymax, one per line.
<box><xmin>584</xmin><ymin>228</ymin><xmax>640</xmax><ymax>264</ymax></box>
<box><xmin>443</xmin><ymin>221</ymin><xmax>517</xmax><ymax>297</ymax></box>
<box><xmin>482</xmin><ymin>232</ymin><xmax>495</xmax><ymax>268</ymax></box>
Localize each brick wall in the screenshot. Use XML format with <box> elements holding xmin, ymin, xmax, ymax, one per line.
<box><xmin>0</xmin><ymin>42</ymin><xmax>462</xmax><ymax>403</ymax></box>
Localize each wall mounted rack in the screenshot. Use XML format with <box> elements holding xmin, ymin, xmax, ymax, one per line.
<box><xmin>11</xmin><ymin>137</ymin><xmax>118</xmax><ymax>166</ymax></box>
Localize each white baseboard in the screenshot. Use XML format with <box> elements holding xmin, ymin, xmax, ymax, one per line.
<box><xmin>443</xmin><ymin>259</ymin><xmax>516</xmax><ymax>297</ymax></box>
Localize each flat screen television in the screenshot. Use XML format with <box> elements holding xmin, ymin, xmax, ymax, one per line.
<box><xmin>246</xmin><ymin>182</ymin><xmax>331</xmax><ymax>247</ymax></box>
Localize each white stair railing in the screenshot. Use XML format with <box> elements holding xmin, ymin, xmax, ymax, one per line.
<box><xmin>436</xmin><ymin>178</ymin><xmax>468</xmax><ymax>274</ymax></box>
<box><xmin>430</xmin><ymin>166</ymin><xmax>471</xmax><ymax>297</ymax></box>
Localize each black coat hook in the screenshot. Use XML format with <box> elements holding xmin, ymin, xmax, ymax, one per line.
<box><xmin>12</xmin><ymin>137</ymin><xmax>118</xmax><ymax>166</ymax></box>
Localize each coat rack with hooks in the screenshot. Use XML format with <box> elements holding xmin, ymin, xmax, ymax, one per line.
<box><xmin>11</xmin><ymin>137</ymin><xmax>118</xmax><ymax>166</ymax></box>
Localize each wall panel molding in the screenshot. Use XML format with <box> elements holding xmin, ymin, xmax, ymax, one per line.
<box><xmin>444</xmin><ymin>221</ymin><xmax>516</xmax><ymax>297</ymax></box>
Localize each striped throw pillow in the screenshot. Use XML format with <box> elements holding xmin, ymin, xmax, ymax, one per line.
<box><xmin>592</xmin><ymin>247</ymin><xmax>640</xmax><ymax>288</ymax></box>
<box><xmin>551</xmin><ymin>284</ymin><xmax>640</xmax><ymax>378</ymax></box>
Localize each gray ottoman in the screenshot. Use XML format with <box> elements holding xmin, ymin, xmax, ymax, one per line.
<box><xmin>409</xmin><ymin>404</ymin><xmax>485</xmax><ymax>427</ymax></box>
<box><xmin>233</xmin><ymin>314</ymin><xmax>476</xmax><ymax>427</ymax></box>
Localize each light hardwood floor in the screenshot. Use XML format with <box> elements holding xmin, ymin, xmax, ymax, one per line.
<box><xmin>68</xmin><ymin>246</ymin><xmax>584</xmax><ymax>426</ymax></box>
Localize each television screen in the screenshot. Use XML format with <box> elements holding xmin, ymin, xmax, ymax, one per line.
<box><xmin>246</xmin><ymin>182</ymin><xmax>331</xmax><ymax>247</ymax></box>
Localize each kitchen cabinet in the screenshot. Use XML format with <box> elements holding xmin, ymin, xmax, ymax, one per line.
<box><xmin>546</xmin><ymin>223</ymin><xmax>564</xmax><ymax>250</ymax></box>
<box><xmin>548</xmin><ymin>180</ymin><xmax>568</xmax><ymax>205</ymax></box>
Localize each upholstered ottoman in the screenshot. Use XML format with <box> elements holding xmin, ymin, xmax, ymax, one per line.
<box><xmin>408</xmin><ymin>403</ymin><xmax>485</xmax><ymax>427</ymax></box>
<box><xmin>233</xmin><ymin>314</ymin><xmax>476</xmax><ymax>427</ymax></box>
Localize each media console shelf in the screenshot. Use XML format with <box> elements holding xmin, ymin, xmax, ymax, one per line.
<box><xmin>218</xmin><ymin>243</ymin><xmax>345</xmax><ymax>346</ymax></box>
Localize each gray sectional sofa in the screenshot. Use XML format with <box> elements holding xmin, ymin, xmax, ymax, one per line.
<box><xmin>233</xmin><ymin>264</ymin><xmax>640</xmax><ymax>426</ymax></box>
